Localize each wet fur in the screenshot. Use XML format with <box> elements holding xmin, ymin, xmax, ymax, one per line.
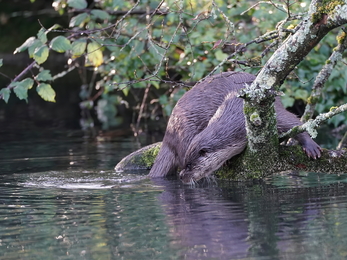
<box><xmin>148</xmin><ymin>72</ymin><xmax>321</xmax><ymax>182</ymax></box>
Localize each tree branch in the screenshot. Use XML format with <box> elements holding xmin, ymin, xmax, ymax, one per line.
<box><xmin>301</xmin><ymin>28</ymin><xmax>347</xmax><ymax>122</ymax></box>
<box><xmin>280</xmin><ymin>102</ymin><xmax>347</xmax><ymax>140</ymax></box>
<box><xmin>240</xmin><ymin>0</ymin><xmax>347</xmax><ymax>174</ymax></box>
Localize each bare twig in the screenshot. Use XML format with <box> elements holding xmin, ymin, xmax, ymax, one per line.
<box><xmin>134</xmin><ymin>83</ymin><xmax>150</xmax><ymax>135</ymax></box>
<box><xmin>301</xmin><ymin>28</ymin><xmax>347</xmax><ymax>123</ymax></box>
<box><xmin>337</xmin><ymin>131</ymin><xmax>347</xmax><ymax>150</ymax></box>
<box><xmin>197</xmin><ymin>30</ymin><xmax>279</xmax><ymax>83</ymax></box>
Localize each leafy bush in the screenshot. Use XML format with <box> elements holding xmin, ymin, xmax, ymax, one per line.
<box><xmin>0</xmin><ymin>0</ymin><xmax>346</xmax><ymax>131</ymax></box>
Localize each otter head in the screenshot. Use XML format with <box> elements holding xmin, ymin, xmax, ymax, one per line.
<box><xmin>179</xmin><ymin>136</ymin><xmax>231</xmax><ymax>184</ymax></box>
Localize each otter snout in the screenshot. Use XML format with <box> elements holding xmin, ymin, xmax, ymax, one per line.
<box><xmin>179</xmin><ymin>170</ymin><xmax>197</xmax><ymax>184</ymax></box>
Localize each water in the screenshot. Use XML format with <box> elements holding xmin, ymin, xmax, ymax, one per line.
<box><xmin>0</xmin><ymin>131</ymin><xmax>347</xmax><ymax>260</ymax></box>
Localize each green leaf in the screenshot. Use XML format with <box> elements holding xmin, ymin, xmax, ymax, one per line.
<box><xmin>91</xmin><ymin>10</ymin><xmax>110</xmax><ymax>20</ymax></box>
<box><xmin>36</xmin><ymin>83</ymin><xmax>56</xmax><ymax>102</ymax></box>
<box><xmin>152</xmin><ymin>81</ymin><xmax>160</xmax><ymax>89</ymax></box>
<box><xmin>50</xmin><ymin>36</ymin><xmax>71</xmax><ymax>53</ymax></box>
<box><xmin>122</xmin><ymin>86</ymin><xmax>130</xmax><ymax>96</ymax></box>
<box><xmin>46</xmin><ymin>24</ymin><xmax>61</xmax><ymax>33</ymax></box>
<box><xmin>104</xmin><ymin>39</ymin><xmax>119</xmax><ymax>52</ymax></box>
<box><xmin>67</xmin><ymin>0</ymin><xmax>87</xmax><ymax>9</ymax></box>
<box><xmin>0</xmin><ymin>59</ymin><xmax>2</xmax><ymax>67</ymax></box>
<box><xmin>71</xmin><ymin>38</ymin><xmax>87</xmax><ymax>57</ymax></box>
<box><xmin>35</xmin><ymin>70</ymin><xmax>53</xmax><ymax>81</ymax></box>
<box><xmin>87</xmin><ymin>41</ymin><xmax>103</xmax><ymax>67</ymax></box>
<box><xmin>28</xmin><ymin>39</ymin><xmax>43</xmax><ymax>58</ymax></box>
<box><xmin>37</xmin><ymin>28</ymin><xmax>47</xmax><ymax>43</ymax></box>
<box><xmin>294</xmin><ymin>89</ymin><xmax>308</xmax><ymax>100</ymax></box>
<box><xmin>69</xmin><ymin>13</ymin><xmax>90</xmax><ymax>27</ymax></box>
<box><xmin>33</xmin><ymin>45</ymin><xmax>49</xmax><ymax>64</ymax></box>
<box><xmin>79</xmin><ymin>100</ymin><xmax>93</xmax><ymax>109</ymax></box>
<box><xmin>18</xmin><ymin>78</ymin><xmax>34</xmax><ymax>89</ymax></box>
<box><xmin>215</xmin><ymin>50</ymin><xmax>228</xmax><ymax>61</ymax></box>
<box><xmin>13</xmin><ymin>85</ymin><xmax>28</xmax><ymax>101</ymax></box>
<box><xmin>159</xmin><ymin>94</ymin><xmax>168</xmax><ymax>105</ymax></box>
<box><xmin>12</xmin><ymin>78</ymin><xmax>34</xmax><ymax>101</ymax></box>
<box><xmin>14</xmin><ymin>37</ymin><xmax>36</xmax><ymax>54</ymax></box>
<box><xmin>280</xmin><ymin>96</ymin><xmax>295</xmax><ymax>108</ymax></box>
<box><xmin>0</xmin><ymin>88</ymin><xmax>10</xmax><ymax>103</ymax></box>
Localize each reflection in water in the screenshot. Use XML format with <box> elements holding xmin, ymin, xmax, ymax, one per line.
<box><xmin>153</xmin><ymin>178</ymin><xmax>250</xmax><ymax>259</ymax></box>
<box><xmin>0</xmin><ymin>135</ymin><xmax>347</xmax><ymax>259</ymax></box>
<box><xmin>152</xmin><ymin>175</ymin><xmax>347</xmax><ymax>260</ymax></box>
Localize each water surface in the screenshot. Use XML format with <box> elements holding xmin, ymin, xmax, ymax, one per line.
<box><xmin>0</xmin><ymin>132</ymin><xmax>347</xmax><ymax>260</ymax></box>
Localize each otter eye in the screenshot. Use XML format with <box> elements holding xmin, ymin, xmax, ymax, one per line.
<box><xmin>199</xmin><ymin>149</ymin><xmax>207</xmax><ymax>156</ymax></box>
<box><xmin>186</xmin><ymin>163</ymin><xmax>192</xmax><ymax>170</ymax></box>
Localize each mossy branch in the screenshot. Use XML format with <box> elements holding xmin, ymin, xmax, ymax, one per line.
<box><xmin>217</xmin><ymin>146</ymin><xmax>347</xmax><ymax>180</ymax></box>
<box><xmin>115</xmin><ymin>142</ymin><xmax>347</xmax><ymax>180</ymax></box>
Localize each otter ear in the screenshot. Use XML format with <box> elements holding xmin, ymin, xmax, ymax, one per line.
<box><xmin>199</xmin><ymin>149</ymin><xmax>207</xmax><ymax>156</ymax></box>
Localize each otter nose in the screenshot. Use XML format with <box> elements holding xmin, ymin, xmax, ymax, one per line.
<box><xmin>179</xmin><ymin>172</ymin><xmax>184</xmax><ymax>180</ymax></box>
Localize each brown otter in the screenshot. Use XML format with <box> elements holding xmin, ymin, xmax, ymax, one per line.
<box><xmin>148</xmin><ymin>72</ymin><xmax>321</xmax><ymax>182</ymax></box>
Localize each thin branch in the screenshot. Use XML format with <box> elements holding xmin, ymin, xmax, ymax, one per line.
<box><xmin>280</xmin><ymin>103</ymin><xmax>347</xmax><ymax>139</ymax></box>
<box><xmin>71</xmin><ymin>8</ymin><xmax>169</xmax><ymax>17</ymax></box>
<box><xmin>337</xmin><ymin>131</ymin><xmax>347</xmax><ymax>150</ymax></box>
<box><xmin>241</xmin><ymin>1</ymin><xmax>287</xmax><ymax>15</ymax></box>
<box><xmin>301</xmin><ymin>28</ymin><xmax>347</xmax><ymax>122</ymax></box>
<box><xmin>212</xmin><ymin>1</ymin><xmax>235</xmax><ymax>36</ymax></box>
<box><xmin>135</xmin><ymin>83</ymin><xmax>150</xmax><ymax>135</ymax></box>
<box><xmin>197</xmin><ymin>30</ymin><xmax>279</xmax><ymax>83</ymax></box>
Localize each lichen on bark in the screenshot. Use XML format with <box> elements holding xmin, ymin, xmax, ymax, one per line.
<box><xmin>240</xmin><ymin>94</ymin><xmax>279</xmax><ymax>176</ymax></box>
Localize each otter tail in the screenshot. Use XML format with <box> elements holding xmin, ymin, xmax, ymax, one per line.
<box><xmin>148</xmin><ymin>144</ymin><xmax>178</xmax><ymax>177</ymax></box>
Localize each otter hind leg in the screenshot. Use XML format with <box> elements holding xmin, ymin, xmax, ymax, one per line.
<box><xmin>275</xmin><ymin>103</ymin><xmax>322</xmax><ymax>159</ymax></box>
<box><xmin>148</xmin><ymin>144</ymin><xmax>178</xmax><ymax>177</ymax></box>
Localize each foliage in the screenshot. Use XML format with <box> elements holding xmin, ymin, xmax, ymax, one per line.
<box><xmin>0</xmin><ymin>0</ymin><xmax>346</xmax><ymax>131</ymax></box>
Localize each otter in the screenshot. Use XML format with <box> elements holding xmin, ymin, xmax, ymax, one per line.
<box><xmin>148</xmin><ymin>72</ymin><xmax>321</xmax><ymax>183</ymax></box>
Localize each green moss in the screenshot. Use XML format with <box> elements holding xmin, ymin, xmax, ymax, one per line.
<box><xmin>250</xmin><ymin>112</ymin><xmax>262</xmax><ymax>126</ymax></box>
<box><xmin>330</xmin><ymin>106</ymin><xmax>338</xmax><ymax>112</ymax></box>
<box><xmin>139</xmin><ymin>144</ymin><xmax>161</xmax><ymax>167</ymax></box>
<box><xmin>318</xmin><ymin>0</ymin><xmax>344</xmax><ymax>14</ymax></box>
<box><xmin>278</xmin><ymin>145</ymin><xmax>308</xmax><ymax>162</ymax></box>
<box><xmin>250</xmin><ymin>112</ymin><xmax>259</xmax><ymax>121</ymax></box>
<box><xmin>311</xmin><ymin>12</ymin><xmax>323</xmax><ymax>24</ymax></box>
<box><xmin>336</xmin><ymin>31</ymin><xmax>347</xmax><ymax>44</ymax></box>
<box><xmin>115</xmin><ymin>142</ymin><xmax>162</xmax><ymax>171</ymax></box>
<box><xmin>243</xmin><ymin>103</ymin><xmax>257</xmax><ymax>115</ymax></box>
<box><xmin>287</xmin><ymin>24</ymin><xmax>295</xmax><ymax>30</ymax></box>
<box><xmin>325</xmin><ymin>59</ymin><xmax>331</xmax><ymax>64</ymax></box>
<box><xmin>311</xmin><ymin>0</ymin><xmax>344</xmax><ymax>23</ymax></box>
<box><xmin>248</xmin><ymin>56</ymin><xmax>261</xmax><ymax>66</ymax></box>
<box><xmin>307</xmin><ymin>95</ymin><xmax>319</xmax><ymax>105</ymax></box>
<box><xmin>301</xmin><ymin>113</ymin><xmax>311</xmax><ymax>123</ymax></box>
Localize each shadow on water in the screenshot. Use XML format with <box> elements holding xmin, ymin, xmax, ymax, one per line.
<box><xmin>0</xmin><ymin>133</ymin><xmax>347</xmax><ymax>259</ymax></box>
